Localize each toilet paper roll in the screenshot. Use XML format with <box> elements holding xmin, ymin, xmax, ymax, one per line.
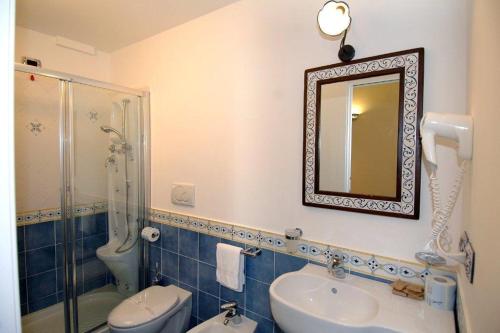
<box><xmin>141</xmin><ymin>227</ymin><xmax>160</xmax><ymax>242</ymax></box>
<box><xmin>425</xmin><ymin>275</ymin><xmax>457</xmax><ymax>311</ymax></box>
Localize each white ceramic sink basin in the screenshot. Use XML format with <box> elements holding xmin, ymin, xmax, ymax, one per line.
<box><xmin>270</xmin><ymin>264</ymin><xmax>455</xmax><ymax>333</ymax></box>
<box><xmin>187</xmin><ymin>311</ymin><xmax>257</xmax><ymax>333</ymax></box>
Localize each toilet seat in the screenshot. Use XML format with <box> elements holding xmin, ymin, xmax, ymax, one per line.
<box><xmin>108</xmin><ymin>285</ymin><xmax>180</xmax><ymax>329</ymax></box>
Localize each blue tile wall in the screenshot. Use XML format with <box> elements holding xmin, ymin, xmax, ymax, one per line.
<box><xmin>17</xmin><ymin>213</ymin><xmax>110</xmax><ymax>316</ymax></box>
<box><xmin>148</xmin><ymin>221</ymin><xmax>308</xmax><ymax>333</ymax></box>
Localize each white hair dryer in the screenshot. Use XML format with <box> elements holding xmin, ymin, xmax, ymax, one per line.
<box><xmin>416</xmin><ymin>113</ymin><xmax>473</xmax><ymax>266</ymax></box>
<box><xmin>421</xmin><ymin>113</ymin><xmax>473</xmax><ymax>166</ymax></box>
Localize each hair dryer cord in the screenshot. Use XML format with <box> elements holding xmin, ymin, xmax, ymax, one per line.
<box><xmin>428</xmin><ymin>160</ymin><xmax>467</xmax><ymax>261</ymax></box>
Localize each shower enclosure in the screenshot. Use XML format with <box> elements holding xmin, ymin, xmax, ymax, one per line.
<box><xmin>14</xmin><ymin>64</ymin><xmax>150</xmax><ymax>333</ymax></box>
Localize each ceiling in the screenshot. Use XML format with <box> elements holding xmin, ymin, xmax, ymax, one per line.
<box><xmin>16</xmin><ymin>0</ymin><xmax>241</xmax><ymax>52</ymax></box>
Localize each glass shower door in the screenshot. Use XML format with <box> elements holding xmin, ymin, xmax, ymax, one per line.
<box><xmin>70</xmin><ymin>82</ymin><xmax>143</xmax><ymax>332</ymax></box>
<box><xmin>14</xmin><ymin>71</ymin><xmax>68</xmax><ymax>333</ymax></box>
<box><xmin>15</xmin><ymin>64</ymin><xmax>149</xmax><ymax>333</ymax></box>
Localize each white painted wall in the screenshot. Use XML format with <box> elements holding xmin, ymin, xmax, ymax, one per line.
<box><xmin>459</xmin><ymin>0</ymin><xmax>500</xmax><ymax>331</ymax></box>
<box><xmin>14</xmin><ymin>72</ymin><xmax>61</xmax><ymax>212</ymax></box>
<box><xmin>15</xmin><ymin>26</ymin><xmax>110</xmax><ymax>82</ymax></box>
<box><xmin>110</xmin><ymin>0</ymin><xmax>469</xmax><ymax>261</ymax></box>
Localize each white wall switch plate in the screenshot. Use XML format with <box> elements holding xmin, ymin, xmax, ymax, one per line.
<box><xmin>171</xmin><ymin>183</ymin><xmax>195</xmax><ymax>206</ymax></box>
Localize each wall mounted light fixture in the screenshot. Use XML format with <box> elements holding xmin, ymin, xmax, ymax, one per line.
<box><xmin>351</xmin><ymin>104</ymin><xmax>362</xmax><ymax>120</ymax></box>
<box><xmin>317</xmin><ymin>1</ymin><xmax>355</xmax><ymax>62</ymax></box>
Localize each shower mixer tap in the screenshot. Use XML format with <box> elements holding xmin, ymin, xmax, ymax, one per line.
<box><xmin>105</xmin><ymin>155</ymin><xmax>119</xmax><ymax>173</ymax></box>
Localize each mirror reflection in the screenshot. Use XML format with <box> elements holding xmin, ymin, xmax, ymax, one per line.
<box><xmin>318</xmin><ymin>73</ymin><xmax>400</xmax><ymax>197</ymax></box>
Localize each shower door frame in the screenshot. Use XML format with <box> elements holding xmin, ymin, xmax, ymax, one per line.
<box><xmin>15</xmin><ymin>63</ymin><xmax>151</xmax><ymax>333</ymax></box>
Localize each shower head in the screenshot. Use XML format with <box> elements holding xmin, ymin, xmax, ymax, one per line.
<box><xmin>100</xmin><ymin>125</ymin><xmax>124</xmax><ymax>140</ymax></box>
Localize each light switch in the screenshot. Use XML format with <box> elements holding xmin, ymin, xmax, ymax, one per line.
<box><xmin>171</xmin><ymin>183</ymin><xmax>195</xmax><ymax>206</ymax></box>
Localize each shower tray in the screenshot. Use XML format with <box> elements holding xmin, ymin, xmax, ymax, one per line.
<box><xmin>21</xmin><ymin>285</ymin><xmax>125</xmax><ymax>333</ymax></box>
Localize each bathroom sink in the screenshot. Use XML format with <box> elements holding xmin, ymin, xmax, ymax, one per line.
<box><xmin>270</xmin><ymin>263</ymin><xmax>455</xmax><ymax>333</ymax></box>
<box><xmin>187</xmin><ymin>311</ymin><xmax>257</xmax><ymax>333</ymax></box>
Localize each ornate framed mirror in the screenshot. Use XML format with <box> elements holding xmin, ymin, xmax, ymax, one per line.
<box><xmin>302</xmin><ymin>48</ymin><xmax>424</xmax><ymax>219</ymax></box>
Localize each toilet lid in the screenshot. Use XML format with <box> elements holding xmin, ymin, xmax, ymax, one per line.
<box><xmin>108</xmin><ymin>286</ymin><xmax>180</xmax><ymax>328</ymax></box>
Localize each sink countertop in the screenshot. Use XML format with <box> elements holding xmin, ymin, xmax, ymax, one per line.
<box><xmin>271</xmin><ymin>263</ymin><xmax>455</xmax><ymax>333</ymax></box>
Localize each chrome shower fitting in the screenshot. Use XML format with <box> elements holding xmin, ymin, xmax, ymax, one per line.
<box><xmin>105</xmin><ymin>155</ymin><xmax>118</xmax><ymax>172</ymax></box>
<box><xmin>100</xmin><ymin>125</ymin><xmax>124</xmax><ymax>141</ymax></box>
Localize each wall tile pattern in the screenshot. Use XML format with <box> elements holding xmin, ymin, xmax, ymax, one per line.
<box><xmin>16</xmin><ymin>201</ymin><xmax>107</xmax><ymax>226</ymax></box>
<box><xmin>149</xmin><ymin>209</ymin><xmax>453</xmax><ymax>286</ymax></box>
<box><xmin>148</xmin><ymin>209</ymin><xmax>455</xmax><ymax>333</ymax></box>
<box><xmin>17</xmin><ymin>212</ymin><xmax>110</xmax><ymax>315</ymax></box>
<box><xmin>149</xmin><ymin>222</ymin><xmax>305</xmax><ymax>333</ymax></box>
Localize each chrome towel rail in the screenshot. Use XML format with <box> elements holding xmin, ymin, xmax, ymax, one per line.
<box><xmin>241</xmin><ymin>247</ymin><xmax>261</xmax><ymax>258</ymax></box>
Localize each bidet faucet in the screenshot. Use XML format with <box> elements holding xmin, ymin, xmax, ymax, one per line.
<box><xmin>221</xmin><ymin>301</ymin><xmax>242</xmax><ymax>325</ymax></box>
<box><xmin>327</xmin><ymin>257</ymin><xmax>346</xmax><ymax>279</ymax></box>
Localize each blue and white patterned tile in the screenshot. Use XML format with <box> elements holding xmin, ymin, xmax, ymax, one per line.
<box><xmin>418</xmin><ymin>269</ymin><xmax>432</xmax><ymax>281</ymax></box>
<box><xmin>74</xmin><ymin>204</ymin><xmax>95</xmax><ymax>217</ymax></box>
<box><xmin>94</xmin><ymin>202</ymin><xmax>108</xmax><ymax>214</ymax></box>
<box><xmin>368</xmin><ymin>257</ymin><xmax>400</xmax><ymax>281</ymax></box>
<box><xmin>231</xmin><ymin>225</ymin><xmax>260</xmax><ymax>247</ymax></box>
<box><xmin>348</xmin><ymin>254</ymin><xmax>366</xmax><ymax>267</ymax></box>
<box><xmin>147</xmin><ymin>208</ymin><xmax>453</xmax><ymax>284</ymax></box>
<box><xmin>208</xmin><ymin>221</ymin><xmax>233</xmax><ymax>241</ymax></box>
<box><xmin>170</xmin><ymin>212</ymin><xmax>189</xmax><ymax>227</ymax></box>
<box><xmin>232</xmin><ymin>226</ymin><xmax>248</xmax><ymax>242</ymax></box>
<box><xmin>152</xmin><ymin>210</ymin><xmax>169</xmax><ymax>223</ymax></box>
<box><xmin>398</xmin><ymin>265</ymin><xmax>419</xmax><ymax>283</ymax></box>
<box><xmin>366</xmin><ymin>256</ymin><xmax>381</xmax><ymax>272</ymax></box>
<box><xmin>17</xmin><ymin>202</ymin><xmax>108</xmax><ymax>226</ymax></box>
<box><xmin>257</xmin><ymin>230</ymin><xmax>278</xmax><ymax>251</ymax></box>
<box><xmin>296</xmin><ymin>242</ymin><xmax>309</xmax><ymax>256</ymax></box>
<box><xmin>39</xmin><ymin>208</ymin><xmax>61</xmax><ymax>223</ymax></box>
<box><xmin>17</xmin><ymin>211</ymin><xmax>41</xmax><ymax>225</ymax></box>
<box><xmin>273</xmin><ymin>237</ymin><xmax>286</xmax><ymax>250</ymax></box>
<box><xmin>381</xmin><ymin>263</ymin><xmax>399</xmax><ymax>276</ymax></box>
<box><xmin>397</xmin><ymin>260</ymin><xmax>449</xmax><ymax>285</ymax></box>
<box><xmin>344</xmin><ymin>252</ymin><xmax>374</xmax><ymax>276</ymax></box>
<box><xmin>192</xmin><ymin>217</ymin><xmax>209</xmax><ymax>233</ymax></box>
<box><xmin>306</xmin><ymin>241</ymin><xmax>328</xmax><ymax>263</ymax></box>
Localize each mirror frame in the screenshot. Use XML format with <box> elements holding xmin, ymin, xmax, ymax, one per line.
<box><xmin>302</xmin><ymin>48</ymin><xmax>424</xmax><ymax>219</ymax></box>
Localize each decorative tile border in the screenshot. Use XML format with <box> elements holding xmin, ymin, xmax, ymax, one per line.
<box><xmin>17</xmin><ymin>204</ymin><xmax>455</xmax><ymax>285</ymax></box>
<box><xmin>150</xmin><ymin>208</ymin><xmax>455</xmax><ymax>286</ymax></box>
<box><xmin>16</xmin><ymin>201</ymin><xmax>108</xmax><ymax>226</ymax></box>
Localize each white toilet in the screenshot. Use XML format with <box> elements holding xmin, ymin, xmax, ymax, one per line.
<box><xmin>97</xmin><ymin>241</ymin><xmax>139</xmax><ymax>296</ymax></box>
<box><xmin>108</xmin><ymin>285</ymin><xmax>192</xmax><ymax>333</ymax></box>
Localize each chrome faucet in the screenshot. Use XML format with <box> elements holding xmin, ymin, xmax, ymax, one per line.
<box><xmin>151</xmin><ymin>262</ymin><xmax>161</xmax><ymax>286</ymax></box>
<box><xmin>327</xmin><ymin>257</ymin><xmax>347</xmax><ymax>279</ymax></box>
<box><xmin>221</xmin><ymin>301</ymin><xmax>242</xmax><ymax>325</ymax></box>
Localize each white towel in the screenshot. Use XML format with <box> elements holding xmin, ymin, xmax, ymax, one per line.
<box><xmin>216</xmin><ymin>243</ymin><xmax>245</xmax><ymax>292</ymax></box>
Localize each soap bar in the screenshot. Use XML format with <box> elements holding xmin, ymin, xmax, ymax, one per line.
<box><xmin>391</xmin><ymin>279</ymin><xmax>424</xmax><ymax>301</ymax></box>
<box><xmin>392</xmin><ymin>280</ymin><xmax>407</xmax><ymax>292</ymax></box>
<box><xmin>406</xmin><ymin>284</ymin><xmax>424</xmax><ymax>294</ymax></box>
<box><xmin>392</xmin><ymin>289</ymin><xmax>408</xmax><ymax>297</ymax></box>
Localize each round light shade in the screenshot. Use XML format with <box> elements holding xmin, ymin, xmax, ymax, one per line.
<box><xmin>318</xmin><ymin>1</ymin><xmax>351</xmax><ymax>36</ymax></box>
